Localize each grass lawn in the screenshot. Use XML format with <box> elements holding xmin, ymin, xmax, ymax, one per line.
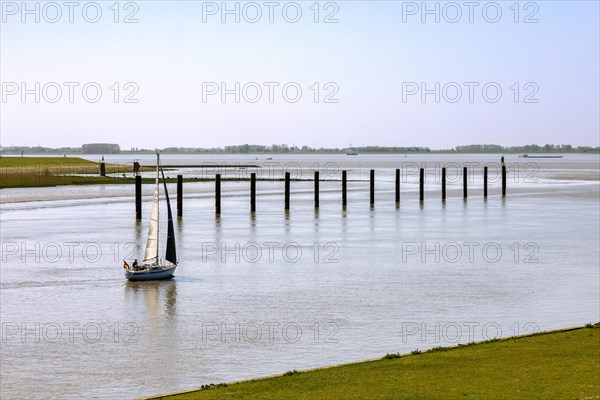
<box><xmin>0</xmin><ymin>156</ymin><xmax>144</xmax><ymax>188</ymax></box>
<box><xmin>0</xmin><ymin>156</ymin><xmax>343</xmax><ymax>188</ymax></box>
<box><xmin>153</xmin><ymin>326</ymin><xmax>599</xmax><ymax>400</ymax></box>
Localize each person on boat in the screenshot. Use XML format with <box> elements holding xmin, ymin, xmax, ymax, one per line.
<box><xmin>132</xmin><ymin>259</ymin><xmax>138</xmax><ymax>268</ymax></box>
<box><xmin>123</xmin><ymin>260</ymin><xmax>129</xmax><ymax>269</ymax></box>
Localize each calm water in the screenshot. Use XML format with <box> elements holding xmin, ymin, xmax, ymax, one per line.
<box><xmin>1</xmin><ymin>155</ymin><xmax>599</xmax><ymax>399</ymax></box>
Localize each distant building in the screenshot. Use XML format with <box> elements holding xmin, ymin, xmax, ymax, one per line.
<box><xmin>82</xmin><ymin>143</ymin><xmax>120</xmax><ymax>154</ymax></box>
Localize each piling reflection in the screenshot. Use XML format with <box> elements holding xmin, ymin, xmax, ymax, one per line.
<box><xmin>134</xmin><ymin>219</ymin><xmax>144</xmax><ymax>241</ymax></box>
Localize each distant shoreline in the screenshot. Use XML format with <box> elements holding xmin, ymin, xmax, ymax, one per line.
<box><xmin>2</xmin><ymin>154</ymin><xmax>599</xmax><ymax>190</ymax></box>
<box><xmin>2</xmin><ymin>150</ymin><xmax>599</xmax><ymax>156</ymax></box>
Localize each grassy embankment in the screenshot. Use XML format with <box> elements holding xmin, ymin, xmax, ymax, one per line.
<box><xmin>0</xmin><ymin>156</ymin><xmax>150</xmax><ymax>188</ymax></box>
<box><xmin>153</xmin><ymin>325</ymin><xmax>600</xmax><ymax>400</ymax></box>
<box><xmin>0</xmin><ymin>157</ymin><xmax>345</xmax><ymax>189</ymax></box>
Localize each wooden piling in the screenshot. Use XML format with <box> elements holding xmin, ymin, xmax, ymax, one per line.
<box><xmin>502</xmin><ymin>165</ymin><xmax>507</xmax><ymax>197</ymax></box>
<box><xmin>441</xmin><ymin>167</ymin><xmax>446</xmax><ymax>201</ymax></box>
<box><xmin>250</xmin><ymin>173</ymin><xmax>256</xmax><ymax>213</ymax></box>
<box><xmin>135</xmin><ymin>175</ymin><xmax>142</xmax><ymax>219</ymax></box>
<box><xmin>370</xmin><ymin>169</ymin><xmax>375</xmax><ymax>206</ymax></box>
<box><xmin>419</xmin><ymin>168</ymin><xmax>424</xmax><ymax>202</ymax></box>
<box><xmin>342</xmin><ymin>170</ymin><xmax>347</xmax><ymax>207</ymax></box>
<box><xmin>177</xmin><ymin>174</ymin><xmax>183</xmax><ymax>217</ymax></box>
<box><xmin>314</xmin><ymin>171</ymin><xmax>319</xmax><ymax>209</ymax></box>
<box><xmin>285</xmin><ymin>172</ymin><xmax>290</xmax><ymax>210</ymax></box>
<box><xmin>483</xmin><ymin>167</ymin><xmax>488</xmax><ymax>198</ymax></box>
<box><xmin>215</xmin><ymin>174</ymin><xmax>221</xmax><ymax>215</ymax></box>
<box><xmin>395</xmin><ymin>168</ymin><xmax>400</xmax><ymax>204</ymax></box>
<box><xmin>463</xmin><ymin>167</ymin><xmax>468</xmax><ymax>199</ymax></box>
<box><xmin>100</xmin><ymin>162</ymin><xmax>106</xmax><ymax>177</ymax></box>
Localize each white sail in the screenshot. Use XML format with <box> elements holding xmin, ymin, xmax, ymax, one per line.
<box><xmin>144</xmin><ymin>160</ymin><xmax>160</xmax><ymax>261</ymax></box>
<box><xmin>125</xmin><ymin>153</ymin><xmax>179</xmax><ymax>280</ymax></box>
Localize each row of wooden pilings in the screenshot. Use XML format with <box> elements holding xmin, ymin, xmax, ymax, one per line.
<box><xmin>134</xmin><ymin>166</ymin><xmax>507</xmax><ymax>219</ymax></box>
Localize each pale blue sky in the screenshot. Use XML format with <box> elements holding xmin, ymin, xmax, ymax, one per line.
<box><xmin>1</xmin><ymin>1</ymin><xmax>598</xmax><ymax>149</ymax></box>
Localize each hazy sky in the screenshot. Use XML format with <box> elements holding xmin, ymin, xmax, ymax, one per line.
<box><xmin>1</xmin><ymin>1</ymin><xmax>599</xmax><ymax>149</ymax></box>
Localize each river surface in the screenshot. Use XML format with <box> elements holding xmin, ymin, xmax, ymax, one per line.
<box><xmin>1</xmin><ymin>154</ymin><xmax>599</xmax><ymax>399</ymax></box>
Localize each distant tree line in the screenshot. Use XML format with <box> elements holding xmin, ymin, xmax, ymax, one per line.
<box><xmin>161</xmin><ymin>145</ymin><xmax>432</xmax><ymax>154</ymax></box>
<box><xmin>81</xmin><ymin>143</ymin><xmax>120</xmax><ymax>154</ymax></box>
<box><xmin>1</xmin><ymin>143</ymin><xmax>598</xmax><ymax>155</ymax></box>
<box><xmin>452</xmin><ymin>144</ymin><xmax>595</xmax><ymax>153</ymax></box>
<box><xmin>0</xmin><ymin>143</ymin><xmax>120</xmax><ymax>155</ymax></box>
<box><xmin>0</xmin><ymin>146</ymin><xmax>82</xmax><ymax>155</ymax></box>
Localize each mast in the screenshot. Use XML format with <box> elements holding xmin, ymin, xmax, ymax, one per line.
<box><xmin>156</xmin><ymin>153</ymin><xmax>160</xmax><ymax>258</ymax></box>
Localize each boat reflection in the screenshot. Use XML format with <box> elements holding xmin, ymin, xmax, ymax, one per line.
<box><xmin>124</xmin><ymin>279</ymin><xmax>177</xmax><ymax>320</ymax></box>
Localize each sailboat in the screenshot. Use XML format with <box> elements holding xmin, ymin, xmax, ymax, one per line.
<box><xmin>124</xmin><ymin>153</ymin><xmax>177</xmax><ymax>281</ymax></box>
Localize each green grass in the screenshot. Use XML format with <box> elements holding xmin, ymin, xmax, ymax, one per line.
<box><xmin>0</xmin><ymin>156</ymin><xmax>100</xmax><ymax>167</ymax></box>
<box><xmin>153</xmin><ymin>326</ymin><xmax>600</xmax><ymax>400</ymax></box>
<box><xmin>0</xmin><ymin>156</ymin><xmax>345</xmax><ymax>188</ymax></box>
<box><xmin>0</xmin><ymin>156</ymin><xmax>147</xmax><ymax>188</ymax></box>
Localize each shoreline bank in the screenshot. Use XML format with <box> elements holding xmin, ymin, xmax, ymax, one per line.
<box><xmin>147</xmin><ymin>324</ymin><xmax>600</xmax><ymax>400</ymax></box>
